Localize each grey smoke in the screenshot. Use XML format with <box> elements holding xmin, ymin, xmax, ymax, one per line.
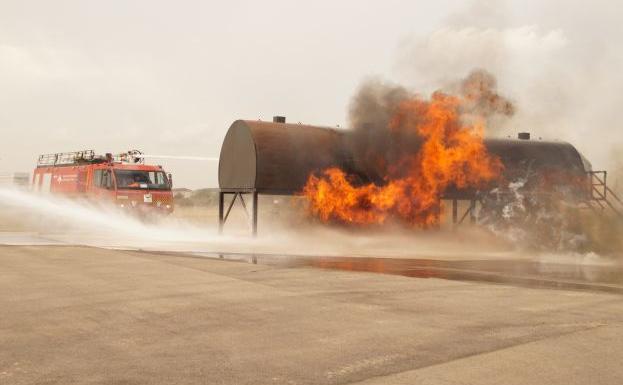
<box><xmin>345</xmin><ymin>69</ymin><xmax>514</xmax><ymax>183</ymax></box>
<box><xmin>393</xmin><ymin>0</ymin><xmax>623</xmax><ymax>186</ymax></box>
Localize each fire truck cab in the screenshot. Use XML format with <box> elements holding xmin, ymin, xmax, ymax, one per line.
<box><xmin>32</xmin><ymin>150</ymin><xmax>174</xmax><ymax>214</ymax></box>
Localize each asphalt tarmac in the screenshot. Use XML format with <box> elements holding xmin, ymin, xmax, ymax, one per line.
<box><xmin>2</xmin><ymin>244</ymin><xmax>623</xmax><ymax>384</ymax></box>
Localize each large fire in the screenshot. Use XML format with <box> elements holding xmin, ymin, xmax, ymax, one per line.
<box><xmin>302</xmin><ymin>91</ymin><xmax>503</xmax><ymax>227</ymax></box>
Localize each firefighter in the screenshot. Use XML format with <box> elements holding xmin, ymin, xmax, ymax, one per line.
<box><xmin>128</xmin><ymin>173</ymin><xmax>150</xmax><ymax>188</ymax></box>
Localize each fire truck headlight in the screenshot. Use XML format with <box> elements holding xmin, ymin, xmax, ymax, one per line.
<box><xmin>166</xmin><ymin>205</ymin><xmax>171</xmax><ymax>209</ymax></box>
<box><xmin>119</xmin><ymin>204</ymin><xmax>125</xmax><ymax>208</ymax></box>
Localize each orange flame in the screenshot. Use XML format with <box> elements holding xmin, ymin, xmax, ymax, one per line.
<box><xmin>302</xmin><ymin>91</ymin><xmax>503</xmax><ymax>227</ymax></box>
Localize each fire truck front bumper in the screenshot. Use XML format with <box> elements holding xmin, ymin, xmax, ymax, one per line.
<box><xmin>116</xmin><ymin>195</ymin><xmax>174</xmax><ymax>214</ymax></box>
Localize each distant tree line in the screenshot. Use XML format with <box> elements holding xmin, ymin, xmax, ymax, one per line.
<box><xmin>174</xmin><ymin>189</ymin><xmax>219</xmax><ymax>207</ymax></box>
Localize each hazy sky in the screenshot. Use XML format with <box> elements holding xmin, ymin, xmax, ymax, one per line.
<box><xmin>1</xmin><ymin>0</ymin><xmax>622</xmax><ymax>188</ymax></box>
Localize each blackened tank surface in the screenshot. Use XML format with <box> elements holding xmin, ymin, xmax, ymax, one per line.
<box><xmin>218</xmin><ymin>120</ymin><xmax>351</xmax><ymax>194</ymax></box>
<box><xmin>447</xmin><ymin>138</ymin><xmax>592</xmax><ymax>200</ymax></box>
<box><xmin>485</xmin><ymin>138</ymin><xmax>591</xmax><ymax>175</ymax></box>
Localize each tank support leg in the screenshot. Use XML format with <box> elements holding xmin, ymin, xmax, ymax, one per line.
<box><xmin>218</xmin><ymin>191</ymin><xmax>224</xmax><ymax>234</ymax></box>
<box><xmin>238</xmin><ymin>194</ymin><xmax>249</xmax><ymax>218</ymax></box>
<box><xmin>218</xmin><ymin>191</ymin><xmax>259</xmax><ymax>236</ymax></box>
<box><xmin>452</xmin><ymin>199</ymin><xmax>458</xmax><ymax>225</ymax></box>
<box><xmin>252</xmin><ymin>191</ymin><xmax>258</xmax><ymax>237</ymax></box>
<box><xmin>469</xmin><ymin>199</ymin><xmax>476</xmax><ymax>224</ymax></box>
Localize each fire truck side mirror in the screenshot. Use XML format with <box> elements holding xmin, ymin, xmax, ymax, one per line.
<box><xmin>167</xmin><ymin>173</ymin><xmax>173</xmax><ymax>189</ymax></box>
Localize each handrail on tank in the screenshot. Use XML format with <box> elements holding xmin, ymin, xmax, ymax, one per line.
<box><xmin>588</xmin><ymin>170</ymin><xmax>623</xmax><ymax>216</ymax></box>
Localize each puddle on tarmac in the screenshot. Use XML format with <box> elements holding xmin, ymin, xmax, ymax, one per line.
<box><xmin>187</xmin><ymin>252</ymin><xmax>623</xmax><ymax>294</ymax></box>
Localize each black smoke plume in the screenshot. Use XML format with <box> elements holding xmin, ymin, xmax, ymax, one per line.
<box><xmin>346</xmin><ymin>69</ymin><xmax>514</xmax><ymax>184</ymax></box>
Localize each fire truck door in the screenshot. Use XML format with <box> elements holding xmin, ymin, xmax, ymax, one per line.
<box><xmin>77</xmin><ymin>170</ymin><xmax>87</xmax><ymax>192</ymax></box>
<box><xmin>32</xmin><ymin>174</ymin><xmax>41</xmax><ymax>191</ymax></box>
<box><xmin>41</xmin><ymin>173</ymin><xmax>52</xmax><ymax>193</ymax></box>
<box><xmin>92</xmin><ymin>169</ymin><xmax>114</xmax><ymax>199</ymax></box>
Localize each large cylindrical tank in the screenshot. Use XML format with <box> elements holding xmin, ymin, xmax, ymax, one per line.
<box><xmin>218</xmin><ymin>119</ymin><xmax>592</xmax><ymax>198</ymax></box>
<box><xmin>485</xmin><ymin>138</ymin><xmax>591</xmax><ymax>175</ymax></box>
<box><xmin>218</xmin><ymin>119</ymin><xmax>351</xmax><ymax>194</ymax></box>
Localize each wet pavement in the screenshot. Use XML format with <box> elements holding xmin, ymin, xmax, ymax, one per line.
<box><xmin>2</xmin><ymin>229</ymin><xmax>622</xmax><ymax>295</ymax></box>
<box><xmin>190</xmin><ymin>251</ymin><xmax>623</xmax><ymax>294</ymax></box>
<box><xmin>3</xmin><ymin>245</ymin><xmax>623</xmax><ymax>385</ymax></box>
<box><xmin>0</xmin><ymin>231</ymin><xmax>65</xmax><ymax>246</ymax></box>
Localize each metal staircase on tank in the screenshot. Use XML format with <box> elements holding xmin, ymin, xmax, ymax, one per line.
<box><xmin>587</xmin><ymin>171</ymin><xmax>623</xmax><ymax>217</ymax></box>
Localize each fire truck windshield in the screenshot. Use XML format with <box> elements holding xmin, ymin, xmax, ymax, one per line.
<box><xmin>114</xmin><ymin>170</ymin><xmax>170</xmax><ymax>190</ymax></box>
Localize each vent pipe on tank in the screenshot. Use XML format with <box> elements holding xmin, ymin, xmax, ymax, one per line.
<box><xmin>518</xmin><ymin>132</ymin><xmax>530</xmax><ymax>140</ymax></box>
<box><xmin>273</xmin><ymin>116</ymin><xmax>286</xmax><ymax>123</ymax></box>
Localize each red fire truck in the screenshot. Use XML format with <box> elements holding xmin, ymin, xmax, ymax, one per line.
<box><xmin>32</xmin><ymin>150</ymin><xmax>174</xmax><ymax>214</ymax></box>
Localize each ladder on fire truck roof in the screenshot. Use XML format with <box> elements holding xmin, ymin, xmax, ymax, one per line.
<box><xmin>587</xmin><ymin>171</ymin><xmax>623</xmax><ymax>218</ymax></box>
<box><xmin>37</xmin><ymin>150</ymin><xmax>97</xmax><ymax>167</ymax></box>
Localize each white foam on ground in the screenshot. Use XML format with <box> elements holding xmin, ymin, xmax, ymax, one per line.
<box><xmin>0</xmin><ymin>187</ymin><xmax>237</xmax><ymax>248</ymax></box>
<box><xmin>2</xmin><ymin>186</ymin><xmax>614</xmax><ymax>266</ymax></box>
